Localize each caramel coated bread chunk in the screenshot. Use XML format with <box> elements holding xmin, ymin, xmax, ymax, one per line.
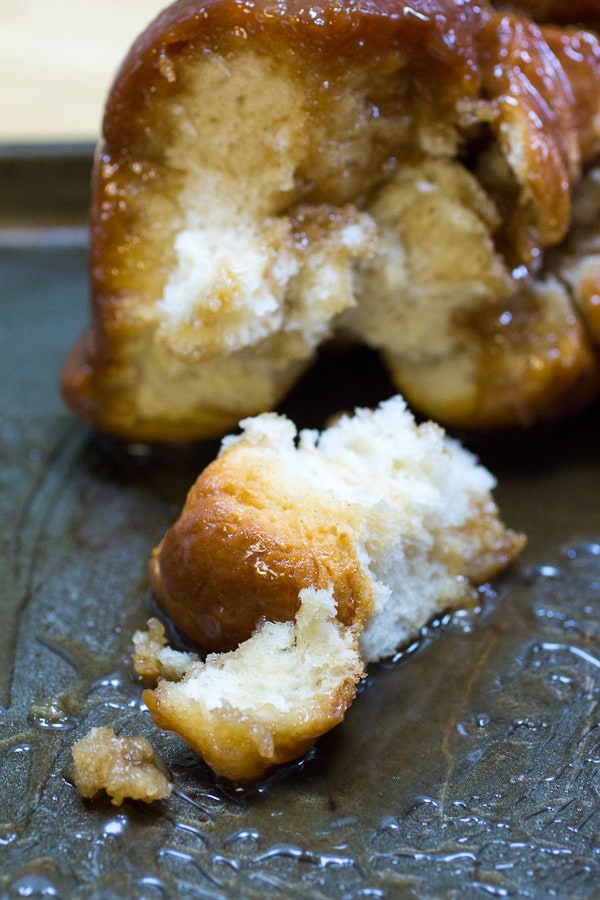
<box><xmin>138</xmin><ymin>398</ymin><xmax>524</xmax><ymax>780</ymax></box>
<box><xmin>151</xmin><ymin>397</ymin><xmax>524</xmax><ymax>661</ymax></box>
<box><xmin>135</xmin><ymin>592</ymin><xmax>364</xmax><ymax>782</ymax></box>
<box><xmin>62</xmin><ymin>0</ymin><xmax>600</xmax><ymax>440</ymax></box>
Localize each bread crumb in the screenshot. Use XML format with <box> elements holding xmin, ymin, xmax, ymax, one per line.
<box><xmin>132</xmin><ymin>616</ymin><xmax>195</xmax><ymax>682</ymax></box>
<box><xmin>71</xmin><ymin>726</ymin><xmax>172</xmax><ymax>806</ymax></box>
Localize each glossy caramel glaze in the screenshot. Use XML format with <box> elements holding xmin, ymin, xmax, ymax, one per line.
<box><xmin>480</xmin><ymin>14</ymin><xmax>582</xmax><ymax>261</ymax></box>
<box><xmin>497</xmin><ymin>1</ymin><xmax>600</xmax><ymax>27</ymax></box>
<box><xmin>150</xmin><ymin>447</ymin><xmax>373</xmax><ymax>652</ymax></box>
<box><xmin>62</xmin><ymin>0</ymin><xmax>600</xmax><ymax>440</ymax></box>
<box><xmin>149</xmin><ymin>401</ymin><xmax>524</xmax><ymax>656</ymax></box>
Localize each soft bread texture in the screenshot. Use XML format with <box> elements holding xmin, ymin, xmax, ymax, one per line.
<box><xmin>139</xmin><ymin>398</ymin><xmax>524</xmax><ymax>780</ymax></box>
<box><xmin>134</xmin><ymin>590</ymin><xmax>364</xmax><ymax>782</ymax></box>
<box><xmin>62</xmin><ymin>0</ymin><xmax>600</xmax><ymax>441</ymax></box>
<box><xmin>150</xmin><ymin>397</ymin><xmax>524</xmax><ymax>661</ymax></box>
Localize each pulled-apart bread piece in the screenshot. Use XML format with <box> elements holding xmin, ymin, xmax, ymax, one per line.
<box><xmin>150</xmin><ymin>397</ymin><xmax>524</xmax><ymax>661</ymax></box>
<box><xmin>134</xmin><ymin>589</ymin><xmax>363</xmax><ymax>782</ymax></box>
<box><xmin>61</xmin><ymin>0</ymin><xmax>600</xmax><ymax>442</ymax></box>
<box><xmin>138</xmin><ymin>398</ymin><xmax>524</xmax><ymax>780</ymax></box>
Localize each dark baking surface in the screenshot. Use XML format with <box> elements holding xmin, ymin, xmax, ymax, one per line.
<box><xmin>1</xmin><ymin>150</ymin><xmax>600</xmax><ymax>899</ymax></box>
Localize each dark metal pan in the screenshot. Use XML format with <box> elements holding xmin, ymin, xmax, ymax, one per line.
<box><xmin>2</xmin><ymin>147</ymin><xmax>600</xmax><ymax>898</ymax></box>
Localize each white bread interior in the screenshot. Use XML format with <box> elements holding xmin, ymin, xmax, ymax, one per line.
<box><xmin>136</xmin><ymin>397</ymin><xmax>523</xmax><ymax>780</ymax></box>
<box><xmin>135</xmin><ymin>588</ymin><xmax>363</xmax><ymax>782</ymax></box>
<box><xmin>62</xmin><ymin>5</ymin><xmax>600</xmax><ymax>440</ymax></box>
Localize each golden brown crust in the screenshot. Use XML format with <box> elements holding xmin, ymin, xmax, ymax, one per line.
<box><xmin>141</xmin><ymin>401</ymin><xmax>524</xmax><ymax>779</ymax></box>
<box><xmin>100</xmin><ymin>0</ymin><xmax>483</xmax><ymax>142</ymax></box>
<box><xmin>143</xmin><ymin>678</ymin><xmax>356</xmax><ymax>782</ymax></box>
<box><xmin>468</xmin><ymin>288</ymin><xmax>600</xmax><ymax>428</ymax></box>
<box><xmin>150</xmin><ymin>446</ymin><xmax>373</xmax><ymax>652</ymax></box>
<box><xmin>480</xmin><ymin>14</ymin><xmax>582</xmax><ymax>262</ymax></box>
<box><xmin>444</xmin><ymin>497</ymin><xmax>525</xmax><ymax>586</ymax></box>
<box><xmin>62</xmin><ymin>0</ymin><xmax>600</xmax><ymax>440</ymax></box>
<box><xmin>385</xmin><ymin>282</ymin><xmax>600</xmax><ymax>430</ymax></box>
<box><xmin>63</xmin><ymin>0</ymin><xmax>485</xmax><ymax>442</ymax></box>
<box><xmin>137</xmin><ymin>597</ymin><xmax>365</xmax><ymax>782</ymax></box>
<box><xmin>570</xmin><ymin>262</ymin><xmax>600</xmax><ymax>343</ymax></box>
<box><xmin>150</xmin><ymin>402</ymin><xmax>524</xmax><ymax>658</ymax></box>
<box><xmin>542</xmin><ymin>26</ymin><xmax>600</xmax><ymax>162</ymax></box>
<box><xmin>495</xmin><ymin>1</ymin><xmax>600</xmax><ymax>27</ymax></box>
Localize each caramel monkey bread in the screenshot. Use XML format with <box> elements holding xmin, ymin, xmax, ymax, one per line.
<box><xmin>62</xmin><ymin>0</ymin><xmax>600</xmax><ymax>442</ymax></box>
<box><xmin>134</xmin><ymin>398</ymin><xmax>524</xmax><ymax>781</ymax></box>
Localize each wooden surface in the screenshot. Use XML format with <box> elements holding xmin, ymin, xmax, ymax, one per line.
<box><xmin>0</xmin><ymin>0</ymin><xmax>168</xmax><ymax>142</ymax></box>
